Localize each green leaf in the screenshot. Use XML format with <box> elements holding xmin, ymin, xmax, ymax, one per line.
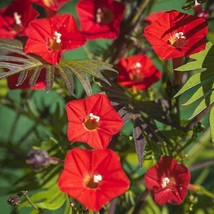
<box><xmin>189</xmin><ymin>91</ymin><xmax>214</xmax><ymax>119</ymax></box>
<box><xmin>20</xmin><ymin>184</ymin><xmax>66</xmax><ymax>211</ymax></box>
<box><xmin>176</xmin><ymin>42</ymin><xmax>213</xmax><ymax>72</ymax></box>
<box><xmin>182</xmin><ymin>83</ymin><xmax>214</xmax><ymax>106</ymax></box>
<box><xmin>210</xmin><ymin>107</ymin><xmax>214</xmax><ymax>143</ymax></box>
<box><xmin>0</xmin><ymin>39</ymin><xmax>116</xmax><ymax>96</ymax></box>
<box><xmin>174</xmin><ymin>42</ymin><xmax>214</xmax><ymax>119</ymax></box>
<box><xmin>174</xmin><ymin>71</ymin><xmax>214</xmax><ymax>97</ymax></box>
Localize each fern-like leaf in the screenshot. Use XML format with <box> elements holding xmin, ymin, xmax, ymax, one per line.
<box><xmin>0</xmin><ymin>39</ymin><xmax>116</xmax><ymax>96</ymax></box>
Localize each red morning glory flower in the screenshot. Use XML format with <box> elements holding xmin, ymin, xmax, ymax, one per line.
<box><xmin>66</xmin><ymin>94</ymin><xmax>123</xmax><ymax>149</ymax></box>
<box><xmin>24</xmin><ymin>14</ymin><xmax>86</xmax><ymax>64</ymax></box>
<box><xmin>30</xmin><ymin>0</ymin><xmax>69</xmax><ymax>11</ymax></box>
<box><xmin>76</xmin><ymin>0</ymin><xmax>125</xmax><ymax>40</ymax></box>
<box><xmin>0</xmin><ymin>0</ymin><xmax>38</xmax><ymax>39</ymax></box>
<box><xmin>145</xmin><ymin>11</ymin><xmax>164</xmax><ymax>25</ymax></box>
<box><xmin>144</xmin><ymin>10</ymin><xmax>208</xmax><ymax>60</ymax></box>
<box><xmin>117</xmin><ymin>54</ymin><xmax>161</xmax><ymax>90</ymax></box>
<box><xmin>144</xmin><ymin>156</ymin><xmax>191</xmax><ymax>206</ymax></box>
<box><xmin>58</xmin><ymin>148</ymin><xmax>130</xmax><ymax>211</ymax></box>
<box><xmin>7</xmin><ymin>69</ymin><xmax>46</xmax><ymax>90</ymax></box>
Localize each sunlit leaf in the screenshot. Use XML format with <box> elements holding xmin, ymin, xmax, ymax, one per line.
<box><xmin>174</xmin><ymin>42</ymin><xmax>214</xmax><ymax>122</ymax></box>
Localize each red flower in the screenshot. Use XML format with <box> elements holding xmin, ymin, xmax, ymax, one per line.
<box><xmin>76</xmin><ymin>0</ymin><xmax>125</xmax><ymax>40</ymax></box>
<box><xmin>24</xmin><ymin>14</ymin><xmax>86</xmax><ymax>65</ymax></box>
<box><xmin>58</xmin><ymin>148</ymin><xmax>130</xmax><ymax>211</ymax></box>
<box><xmin>66</xmin><ymin>94</ymin><xmax>123</xmax><ymax>149</ymax></box>
<box><xmin>7</xmin><ymin>69</ymin><xmax>46</xmax><ymax>90</ymax></box>
<box><xmin>30</xmin><ymin>0</ymin><xmax>69</xmax><ymax>11</ymax></box>
<box><xmin>145</xmin><ymin>11</ymin><xmax>164</xmax><ymax>25</ymax></box>
<box><xmin>117</xmin><ymin>54</ymin><xmax>161</xmax><ymax>90</ymax></box>
<box><xmin>144</xmin><ymin>10</ymin><xmax>208</xmax><ymax>60</ymax></box>
<box><xmin>0</xmin><ymin>0</ymin><xmax>38</xmax><ymax>39</ymax></box>
<box><xmin>144</xmin><ymin>156</ymin><xmax>191</xmax><ymax>206</ymax></box>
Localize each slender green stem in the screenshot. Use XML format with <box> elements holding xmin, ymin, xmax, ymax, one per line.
<box><xmin>24</xmin><ymin>193</ymin><xmax>39</xmax><ymax>210</ymax></box>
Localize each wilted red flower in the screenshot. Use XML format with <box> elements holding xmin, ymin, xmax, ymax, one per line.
<box><xmin>30</xmin><ymin>0</ymin><xmax>69</xmax><ymax>11</ymax></box>
<box><xmin>58</xmin><ymin>148</ymin><xmax>130</xmax><ymax>211</ymax></box>
<box><xmin>24</xmin><ymin>14</ymin><xmax>86</xmax><ymax>65</ymax></box>
<box><xmin>66</xmin><ymin>94</ymin><xmax>123</xmax><ymax>149</ymax></box>
<box><xmin>144</xmin><ymin>156</ymin><xmax>191</xmax><ymax>206</ymax></box>
<box><xmin>7</xmin><ymin>69</ymin><xmax>46</xmax><ymax>90</ymax></box>
<box><xmin>76</xmin><ymin>0</ymin><xmax>125</xmax><ymax>40</ymax></box>
<box><xmin>144</xmin><ymin>10</ymin><xmax>208</xmax><ymax>60</ymax></box>
<box><xmin>0</xmin><ymin>0</ymin><xmax>38</xmax><ymax>39</ymax></box>
<box><xmin>117</xmin><ymin>54</ymin><xmax>161</xmax><ymax>90</ymax></box>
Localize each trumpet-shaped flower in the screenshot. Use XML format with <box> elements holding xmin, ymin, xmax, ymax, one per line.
<box><xmin>144</xmin><ymin>10</ymin><xmax>208</xmax><ymax>60</ymax></box>
<box><xmin>24</xmin><ymin>14</ymin><xmax>86</xmax><ymax>64</ymax></box>
<box><xmin>66</xmin><ymin>94</ymin><xmax>123</xmax><ymax>149</ymax></box>
<box><xmin>144</xmin><ymin>156</ymin><xmax>191</xmax><ymax>206</ymax></box>
<box><xmin>58</xmin><ymin>148</ymin><xmax>130</xmax><ymax>211</ymax></box>
<box><xmin>76</xmin><ymin>0</ymin><xmax>125</xmax><ymax>40</ymax></box>
<box><xmin>0</xmin><ymin>0</ymin><xmax>38</xmax><ymax>38</ymax></box>
<box><xmin>117</xmin><ymin>54</ymin><xmax>161</xmax><ymax>90</ymax></box>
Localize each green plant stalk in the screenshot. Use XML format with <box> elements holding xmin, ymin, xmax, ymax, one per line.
<box><xmin>24</xmin><ymin>194</ymin><xmax>39</xmax><ymax>210</ymax></box>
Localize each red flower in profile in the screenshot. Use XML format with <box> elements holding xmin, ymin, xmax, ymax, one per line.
<box><xmin>7</xmin><ymin>69</ymin><xmax>46</xmax><ymax>90</ymax></box>
<box><xmin>117</xmin><ymin>54</ymin><xmax>161</xmax><ymax>90</ymax></box>
<box><xmin>66</xmin><ymin>94</ymin><xmax>123</xmax><ymax>149</ymax></box>
<box><xmin>76</xmin><ymin>0</ymin><xmax>125</xmax><ymax>40</ymax></box>
<box><xmin>144</xmin><ymin>10</ymin><xmax>208</xmax><ymax>60</ymax></box>
<box><xmin>144</xmin><ymin>156</ymin><xmax>191</xmax><ymax>206</ymax></box>
<box><xmin>58</xmin><ymin>148</ymin><xmax>130</xmax><ymax>211</ymax></box>
<box><xmin>24</xmin><ymin>14</ymin><xmax>86</xmax><ymax>65</ymax></box>
<box><xmin>30</xmin><ymin>0</ymin><xmax>69</xmax><ymax>11</ymax></box>
<box><xmin>0</xmin><ymin>0</ymin><xmax>38</xmax><ymax>39</ymax></box>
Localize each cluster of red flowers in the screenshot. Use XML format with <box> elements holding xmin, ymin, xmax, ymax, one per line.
<box><xmin>58</xmin><ymin>94</ymin><xmax>130</xmax><ymax>211</ymax></box>
<box><xmin>1</xmin><ymin>0</ymin><xmax>125</xmax><ymax>89</ymax></box>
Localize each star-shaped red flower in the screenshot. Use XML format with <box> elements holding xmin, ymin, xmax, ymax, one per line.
<box><xmin>24</xmin><ymin>14</ymin><xmax>86</xmax><ymax>64</ymax></box>
<box><xmin>0</xmin><ymin>0</ymin><xmax>38</xmax><ymax>39</ymax></box>
<box><xmin>117</xmin><ymin>54</ymin><xmax>161</xmax><ymax>90</ymax></box>
<box><xmin>144</xmin><ymin>10</ymin><xmax>208</xmax><ymax>60</ymax></box>
<box><xmin>58</xmin><ymin>148</ymin><xmax>130</xmax><ymax>211</ymax></box>
<box><xmin>30</xmin><ymin>0</ymin><xmax>69</xmax><ymax>11</ymax></box>
<box><xmin>66</xmin><ymin>94</ymin><xmax>123</xmax><ymax>149</ymax></box>
<box><xmin>76</xmin><ymin>0</ymin><xmax>125</xmax><ymax>40</ymax></box>
<box><xmin>144</xmin><ymin>156</ymin><xmax>191</xmax><ymax>206</ymax></box>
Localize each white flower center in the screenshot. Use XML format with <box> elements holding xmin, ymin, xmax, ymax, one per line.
<box><xmin>14</xmin><ymin>12</ymin><xmax>22</xmax><ymax>25</ymax></box>
<box><xmin>161</xmin><ymin>177</ymin><xmax>170</xmax><ymax>188</ymax></box>
<box><xmin>96</xmin><ymin>8</ymin><xmax>102</xmax><ymax>23</ymax></box>
<box><xmin>93</xmin><ymin>174</ymin><xmax>102</xmax><ymax>183</ymax></box>
<box><xmin>195</xmin><ymin>0</ymin><xmax>200</xmax><ymax>6</ymax></box>
<box><xmin>89</xmin><ymin>113</ymin><xmax>100</xmax><ymax>122</ymax></box>
<box><xmin>175</xmin><ymin>32</ymin><xmax>186</xmax><ymax>40</ymax></box>
<box><xmin>53</xmin><ymin>31</ymin><xmax>62</xmax><ymax>43</ymax></box>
